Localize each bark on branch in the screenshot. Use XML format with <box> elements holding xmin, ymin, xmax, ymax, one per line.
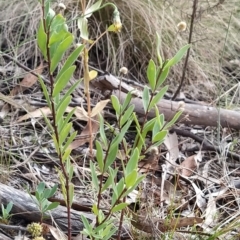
<box><xmin>0</xmin><ymin>183</ymin><xmax>94</xmax><ymax>233</ymax></box>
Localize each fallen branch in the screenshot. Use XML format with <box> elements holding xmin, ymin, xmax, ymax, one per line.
<box><xmin>0</xmin><ymin>183</ymin><xmax>94</xmax><ymax>233</ymax></box>
<box><xmin>92</xmin><ymin>74</ymin><xmax>240</xmax><ymax>130</ymax></box>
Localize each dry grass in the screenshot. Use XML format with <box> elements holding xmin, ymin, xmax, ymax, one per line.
<box><xmin>1</xmin><ymin>0</ymin><xmax>240</xmax><ymax>101</ymax></box>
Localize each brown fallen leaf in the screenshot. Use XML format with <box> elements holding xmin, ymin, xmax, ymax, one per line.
<box><xmin>68</xmin><ymin>115</ymin><xmax>100</xmax><ymax>150</ymax></box>
<box><xmin>10</xmin><ymin>62</ymin><xmax>43</xmax><ymax>96</ymax></box>
<box><xmin>17</xmin><ymin>106</ymin><xmax>52</xmax><ymax>122</ymax></box>
<box><xmin>41</xmin><ymin>223</ymin><xmax>67</xmax><ymax>240</ymax></box>
<box><xmin>17</xmin><ymin>106</ymin><xmax>89</xmax><ymax>122</ymax></box>
<box><xmin>0</xmin><ymin>63</ymin><xmax>44</xmax><ymax>120</ymax></box>
<box><xmin>131</xmin><ymin>211</ymin><xmax>203</xmax><ymax>233</ymax></box>
<box><xmin>179</xmin><ymin>155</ymin><xmax>198</xmax><ymax>177</ymax></box>
<box><xmin>0</xmin><ymin>92</ymin><xmax>22</xmax><ymax>108</ymax></box>
<box><xmin>138</xmin><ymin>147</ymin><xmax>159</xmax><ymax>173</ymax></box>
<box><xmin>91</xmin><ymin>99</ymin><xmax>110</xmax><ymax>117</ymax></box>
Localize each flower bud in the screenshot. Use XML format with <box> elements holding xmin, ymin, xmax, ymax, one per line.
<box><xmin>177</xmin><ymin>21</ymin><xmax>187</xmax><ymax>32</ymax></box>
<box><xmin>58</xmin><ymin>3</ymin><xmax>66</xmax><ymax>10</ymax></box>
<box><xmin>119</xmin><ymin>67</ymin><xmax>128</xmax><ymax>75</ymax></box>
<box><xmin>113</xmin><ymin>9</ymin><xmax>122</xmax><ymax>32</ymax></box>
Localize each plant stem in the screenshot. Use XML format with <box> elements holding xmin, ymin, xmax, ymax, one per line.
<box><xmin>41</xmin><ymin>1</ymin><xmax>71</xmax><ymax>238</ymax></box>
<box><xmin>171</xmin><ymin>0</ymin><xmax>198</xmax><ymax>100</ymax></box>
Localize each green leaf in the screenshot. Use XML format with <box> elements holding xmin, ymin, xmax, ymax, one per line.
<box><xmin>111</xmin><ymin>118</ymin><xmax>132</xmax><ymax>150</ymax></box>
<box><xmin>6</xmin><ymin>202</ymin><xmax>13</xmax><ymax>214</ymax></box>
<box><xmin>163</xmin><ymin>110</ymin><xmax>183</xmax><ymax>130</ymax></box>
<box><xmin>104</xmin><ymin>144</ymin><xmax>118</xmax><ymax>171</ymax></box>
<box><xmin>101</xmin><ymin>168</ymin><xmax>118</xmax><ymax>192</ymax></box>
<box><xmin>121</xmin><ymin>92</ymin><xmax>132</xmax><ymax>112</ymax></box>
<box><xmin>48</xmin><ymin>184</ymin><xmax>58</xmax><ymax>198</ymax></box>
<box><xmin>58</xmin><ymin>107</ymin><xmax>76</xmax><ymax>134</ymax></box>
<box><xmin>37</xmin><ymin>182</ymin><xmax>45</xmax><ymax>195</ymax></box>
<box><xmin>147</xmin><ymin>59</ymin><xmax>156</xmax><ymax>90</ymax></box>
<box><xmin>111</xmin><ymin>179</ymin><xmax>124</xmax><ymax>206</ymax></box>
<box><xmin>53</xmin><ymin>66</ymin><xmax>76</xmax><ymax>97</ymax></box>
<box><xmin>43</xmin><ymin>188</ymin><xmax>52</xmax><ymax>199</ymax></box>
<box><xmin>111</xmin><ymin>95</ymin><xmax>120</xmax><ymax>116</ymax></box>
<box><xmin>99</xmin><ymin>114</ymin><xmax>107</xmax><ymax>147</ymax></box>
<box><xmin>125</xmin><ymin>148</ymin><xmax>139</xmax><ymax>176</ymax></box>
<box><xmin>46</xmin><ymin>7</ymin><xmax>55</xmax><ymax>27</ymax></box>
<box><xmin>152</xmin><ymin>130</ymin><xmax>168</xmax><ymax>143</ymax></box>
<box><xmin>62</xmin><ymin>130</ymin><xmax>77</xmax><ymax>153</ymax></box>
<box><xmin>43</xmin><ymin>0</ymin><xmax>50</xmax><ymax>17</ymax></box>
<box><xmin>152</xmin><ymin>119</ymin><xmax>161</xmax><ymax>141</ymax></box>
<box><xmin>134</xmin><ymin>126</ymin><xmax>145</xmax><ymax>151</ymax></box>
<box><xmin>107</xmin><ymin>24</ymin><xmax>117</xmax><ymax>32</ymax></box>
<box><xmin>49</xmin><ymin>30</ymin><xmax>67</xmax><ymax>46</ymax></box>
<box><xmin>122</xmin><ymin>175</ymin><xmax>145</xmax><ymax>198</ymax></box>
<box><xmin>56</xmin><ymin>79</ymin><xmax>82</xmax><ymax>110</ymax></box>
<box><xmin>81</xmin><ymin>215</ymin><xmax>92</xmax><ymax>233</ymax></box>
<box><xmin>149</xmin><ymin>85</ymin><xmax>168</xmax><ymax>109</ymax></box>
<box><xmin>101</xmin><ymin>225</ymin><xmax>116</xmax><ymax>239</ymax></box>
<box><xmin>103</xmin><ymin>227</ymin><xmax>117</xmax><ymax>240</ymax></box>
<box><xmin>45</xmin><ymin>202</ymin><xmax>60</xmax><ymax>211</ymax></box>
<box><xmin>125</xmin><ymin>170</ymin><xmax>138</xmax><ymax>188</ymax></box>
<box><xmin>38</xmin><ymin>78</ymin><xmax>51</xmax><ymax>110</ymax></box>
<box><xmin>37</xmin><ymin>20</ymin><xmax>47</xmax><ymax>60</ymax></box>
<box><xmin>85</xmin><ymin>0</ymin><xmax>102</xmax><ymax>18</ymax></box>
<box><xmin>59</xmin><ymin>122</ymin><xmax>72</xmax><ymax>146</ymax></box>
<box><xmin>50</xmin><ymin>35</ymin><xmax>74</xmax><ymax>73</ymax></box>
<box><xmin>49</xmin><ymin>14</ymin><xmax>67</xmax><ymax>33</ymax></box>
<box><xmin>156</xmin><ymin>66</ymin><xmax>169</xmax><ymax>89</ymax></box>
<box><xmin>164</xmin><ymin>44</ymin><xmax>191</xmax><ymax>69</ymax></box>
<box><xmin>66</xmin><ymin>158</ymin><xmax>74</xmax><ymax>180</ymax></box>
<box><xmin>92</xmin><ymin>203</ymin><xmax>99</xmax><ymax>216</ymax></box>
<box><xmin>94</xmin><ymin>218</ymin><xmax>111</xmax><ymax>233</ymax></box>
<box><xmin>56</xmin><ymin>45</ymin><xmax>84</xmax><ymax>83</ymax></box>
<box><xmin>78</xmin><ymin>17</ymin><xmax>89</xmax><ymax>40</ymax></box>
<box><xmin>90</xmin><ymin>162</ymin><xmax>99</xmax><ymax>191</ymax></box>
<box><xmin>42</xmin><ymin>199</ymin><xmax>50</xmax><ymax>212</ymax></box>
<box><xmin>96</xmin><ymin>140</ymin><xmax>104</xmax><ymax>172</ymax></box>
<box><xmin>120</xmin><ymin>105</ymin><xmax>134</xmax><ymax>127</ymax></box>
<box><xmin>56</xmin><ymin>96</ymin><xmax>71</xmax><ymax>122</ymax></box>
<box><xmin>156</xmin><ymin>32</ymin><xmax>163</xmax><ymax>67</ymax></box>
<box><xmin>52</xmin><ymin>134</ymin><xmax>60</xmax><ymax>154</ymax></box>
<box><xmin>112</xmin><ymin>203</ymin><xmax>128</xmax><ymax>213</ymax></box>
<box><xmin>62</xmin><ymin>147</ymin><xmax>71</xmax><ymax>162</ymax></box>
<box><xmin>101</xmin><ymin>175</ymin><xmax>113</xmax><ymax>193</ymax></box>
<box><xmin>69</xmin><ymin>183</ymin><xmax>74</xmax><ymax>206</ymax></box>
<box><xmin>143</xmin><ymin>116</ymin><xmax>156</xmax><ymax>131</ymax></box>
<box><xmin>142</xmin><ymin>86</ymin><xmax>150</xmax><ymax>113</ymax></box>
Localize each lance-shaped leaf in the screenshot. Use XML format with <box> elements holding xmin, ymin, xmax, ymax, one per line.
<box><xmin>37</xmin><ymin>20</ymin><xmax>47</xmax><ymax>60</ymax></box>
<box><xmin>164</xmin><ymin>44</ymin><xmax>191</xmax><ymax>69</ymax></box>
<box><xmin>53</xmin><ymin>66</ymin><xmax>76</xmax><ymax>97</ymax></box>
<box><xmin>50</xmin><ymin>35</ymin><xmax>74</xmax><ymax>73</ymax></box>
<box><xmin>147</xmin><ymin>59</ymin><xmax>156</xmax><ymax>90</ymax></box>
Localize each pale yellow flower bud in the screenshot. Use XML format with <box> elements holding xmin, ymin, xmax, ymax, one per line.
<box><xmin>177</xmin><ymin>21</ymin><xmax>187</xmax><ymax>32</ymax></box>
<box><xmin>178</xmin><ymin>101</ymin><xmax>185</xmax><ymax>111</ymax></box>
<box><xmin>58</xmin><ymin>3</ymin><xmax>66</xmax><ymax>10</ymax></box>
<box><xmin>119</xmin><ymin>67</ymin><xmax>128</xmax><ymax>75</ymax></box>
<box><xmin>113</xmin><ymin>9</ymin><xmax>122</xmax><ymax>32</ymax></box>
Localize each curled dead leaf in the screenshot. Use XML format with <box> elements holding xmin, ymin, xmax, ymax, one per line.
<box><xmin>91</xmin><ymin>99</ymin><xmax>110</xmax><ymax>117</ymax></box>
<box><xmin>17</xmin><ymin>106</ymin><xmax>89</xmax><ymax>122</ymax></box>
<box><xmin>68</xmin><ymin>115</ymin><xmax>100</xmax><ymax>150</ymax></box>
<box><xmin>180</xmin><ymin>155</ymin><xmax>197</xmax><ymax>177</ymax></box>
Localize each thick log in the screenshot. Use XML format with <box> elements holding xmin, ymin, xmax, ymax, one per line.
<box><xmin>0</xmin><ymin>183</ymin><xmax>94</xmax><ymax>232</ymax></box>
<box><xmin>93</xmin><ymin>74</ymin><xmax>240</xmax><ymax>130</ymax></box>
<box><xmin>112</xmin><ymin>90</ymin><xmax>240</xmax><ymax>130</ymax></box>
